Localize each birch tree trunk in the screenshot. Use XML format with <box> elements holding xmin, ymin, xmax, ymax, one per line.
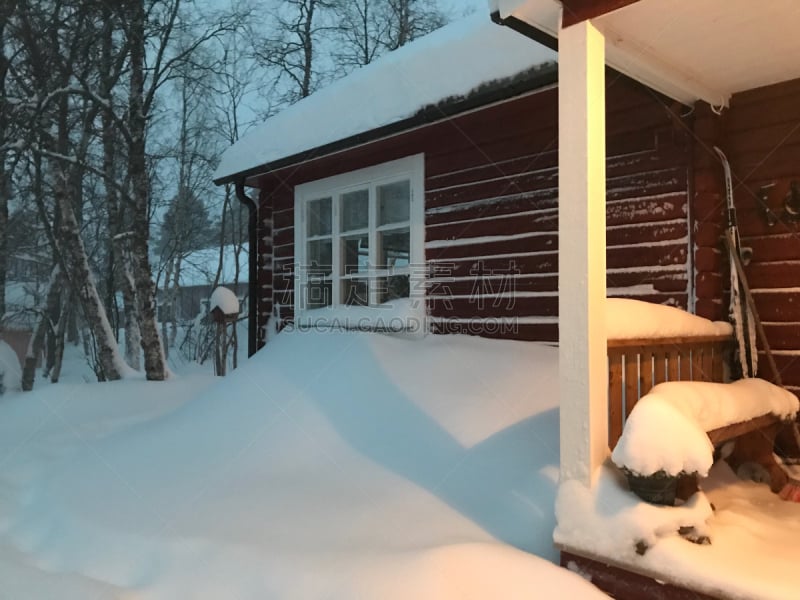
<box><xmin>170</xmin><ymin>255</ymin><xmax>182</xmax><ymax>348</ymax></box>
<box><xmin>0</xmin><ymin>8</ymin><xmax>10</xmax><ymax>322</ymax></box>
<box><xmin>100</xmin><ymin>4</ymin><xmax>141</xmax><ymax>372</ymax></box>
<box><xmin>127</xmin><ymin>0</ymin><xmax>166</xmax><ymax>380</ymax></box>
<box><xmin>21</xmin><ymin>268</ymin><xmax>61</xmax><ymax>391</ymax></box>
<box><xmin>49</xmin><ymin>300</ymin><xmax>68</xmax><ymax>383</ymax></box>
<box><xmin>54</xmin><ymin>170</ymin><xmax>124</xmax><ymax>381</ymax></box>
<box><xmin>120</xmin><ymin>255</ymin><xmax>141</xmax><ymax>370</ymax></box>
<box><xmin>161</xmin><ymin>256</ymin><xmax>173</xmax><ymax>360</ymax></box>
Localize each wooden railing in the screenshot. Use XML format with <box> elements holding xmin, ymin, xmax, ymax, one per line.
<box><xmin>607</xmin><ymin>334</ymin><xmax>733</xmax><ymax>449</ymax></box>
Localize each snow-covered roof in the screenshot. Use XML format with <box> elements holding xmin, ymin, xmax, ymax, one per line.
<box><xmin>214</xmin><ymin>13</ymin><xmax>556</xmax><ymax>183</ymax></box>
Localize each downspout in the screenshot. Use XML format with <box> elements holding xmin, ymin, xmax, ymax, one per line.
<box><xmin>235</xmin><ymin>179</ymin><xmax>259</xmax><ymax>358</ymax></box>
<box><xmin>490</xmin><ymin>10</ymin><xmax>558</xmax><ymax>51</ymax></box>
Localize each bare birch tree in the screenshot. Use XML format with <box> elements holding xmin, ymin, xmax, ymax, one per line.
<box><xmin>0</xmin><ymin>2</ymin><xmax>16</xmax><ymax>322</ymax></box>
<box><xmin>254</xmin><ymin>0</ymin><xmax>336</xmax><ymax>105</ymax></box>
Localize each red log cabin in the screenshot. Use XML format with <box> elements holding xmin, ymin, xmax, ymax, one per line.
<box><xmin>214</xmin><ymin>3</ymin><xmax>800</xmax><ymax>597</ymax></box>
<box><xmin>214</xmin><ymin>13</ymin><xmax>799</xmax><ymax>398</ymax></box>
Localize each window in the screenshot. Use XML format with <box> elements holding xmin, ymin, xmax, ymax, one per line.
<box><xmin>294</xmin><ymin>154</ymin><xmax>424</xmax><ymax>330</ymax></box>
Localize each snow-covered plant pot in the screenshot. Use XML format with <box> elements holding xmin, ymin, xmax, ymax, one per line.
<box><xmin>621</xmin><ymin>468</ymin><xmax>682</xmax><ymax>506</ymax></box>
<box><xmin>613</xmin><ymin>379</ymin><xmax>799</xmax><ymax>506</ymax></box>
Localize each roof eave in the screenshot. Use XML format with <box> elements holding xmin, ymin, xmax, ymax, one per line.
<box><xmin>213</xmin><ymin>62</ymin><xmax>559</xmax><ymax>188</ymax></box>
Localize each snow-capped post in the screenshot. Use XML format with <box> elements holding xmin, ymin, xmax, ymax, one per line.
<box><xmin>209</xmin><ymin>286</ymin><xmax>240</xmax><ymax>376</ymax></box>
<box><xmin>558</xmin><ymin>19</ymin><xmax>608</xmax><ymax>487</ymax></box>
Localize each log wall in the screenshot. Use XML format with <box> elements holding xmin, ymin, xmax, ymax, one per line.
<box><xmin>702</xmin><ymin>79</ymin><xmax>800</xmax><ymax>394</ymax></box>
<box><xmin>252</xmin><ymin>75</ymin><xmax>692</xmax><ymax>349</ymax></box>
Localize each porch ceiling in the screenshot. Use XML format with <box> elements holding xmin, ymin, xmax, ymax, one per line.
<box><xmin>494</xmin><ymin>0</ymin><xmax>800</xmax><ymax>107</ymax></box>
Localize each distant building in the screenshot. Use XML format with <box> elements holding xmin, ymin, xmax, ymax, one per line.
<box><xmin>156</xmin><ymin>244</ymin><xmax>249</xmax><ymax>322</ymax></box>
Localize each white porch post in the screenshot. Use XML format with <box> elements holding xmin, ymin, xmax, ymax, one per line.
<box><xmin>558</xmin><ymin>20</ymin><xmax>608</xmax><ymax>486</ymax></box>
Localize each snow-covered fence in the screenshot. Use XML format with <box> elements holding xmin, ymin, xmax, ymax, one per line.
<box><xmin>607</xmin><ymin>333</ymin><xmax>733</xmax><ymax>449</ymax></box>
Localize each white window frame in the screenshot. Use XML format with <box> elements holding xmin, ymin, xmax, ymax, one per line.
<box><xmin>294</xmin><ymin>154</ymin><xmax>425</xmax><ymax>333</ymax></box>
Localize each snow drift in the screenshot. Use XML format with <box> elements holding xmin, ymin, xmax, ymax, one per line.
<box><xmin>0</xmin><ymin>331</ymin><xmax>608</xmax><ymax>599</ymax></box>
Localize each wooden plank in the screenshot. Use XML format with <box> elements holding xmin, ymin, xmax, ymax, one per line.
<box><xmin>605</xmin><ymin>193</ymin><xmax>687</xmax><ymax>226</ymax></box>
<box><xmin>428</xmin><ymin>253</ymin><xmax>558</xmax><ymax>278</ymax></box>
<box><xmin>750</xmin><ymin>291</ymin><xmax>800</xmax><ymax>321</ymax></box>
<box><xmin>426</xmin><ymin>211</ymin><xmax>557</xmax><ymax>241</ymax></box>
<box><xmin>561</xmin><ymin>1</ymin><xmax>643</xmax><ymax>27</ymax></box>
<box><xmin>667</xmin><ymin>350</ymin><xmax>680</xmax><ymax>382</ymax></box>
<box><xmin>652</xmin><ymin>350</ymin><xmax>667</xmax><ymax>385</ymax></box>
<box><xmin>425</xmin><ymin>233</ymin><xmax>557</xmax><ymax>261</ymax></box>
<box><xmin>427</xmin><ymin>275</ymin><xmax>558</xmax><ymax>297</ymax></box>
<box><xmin>606</xmin><ymin>167</ymin><xmax>688</xmax><ymax>202</ymax></box>
<box><xmin>624</xmin><ymin>352</ymin><xmax>639</xmax><ymax>417</ymax></box>
<box><xmin>608</xmin><ymin>334</ymin><xmax>732</xmax><ymax>349</ymax></box>
<box><xmin>701</xmin><ymin>344</ymin><xmax>714</xmax><ymax>382</ymax></box>
<box><xmin>426</xmin><ymin>152</ymin><xmax>557</xmax><ymax>189</ymax></box>
<box><xmin>426</xmin><ymin>170</ymin><xmax>558</xmax><ymax>208</ymax></box>
<box><xmin>559</xmin><ymin>551</ymin><xmax>718</xmax><ymax>600</ymax></box>
<box><xmin>679</xmin><ymin>348</ymin><xmax>692</xmax><ymax>381</ymax></box>
<box><xmin>745</xmin><ymin>234</ymin><xmax>800</xmax><ymax>263</ymax></box>
<box><xmin>640</xmin><ymin>350</ymin><xmax>654</xmax><ymax>396</ymax></box>
<box><xmin>429</xmin><ymin>320</ymin><xmax>558</xmax><ymax>343</ymax></box>
<box><xmin>607</xmin><ymin>221</ymin><xmax>687</xmax><ymax>246</ymax></box>
<box><xmin>608</xmin><ymin>351</ymin><xmax>625</xmax><ymax>449</ymax></box>
<box><xmin>711</xmin><ymin>344</ymin><xmax>725</xmax><ymax>383</ymax></box>
<box><xmin>425</xmin><ymin>195</ymin><xmax>557</xmax><ymax>225</ymax></box>
<box><xmin>606</xmin><ymin>243</ymin><xmax>687</xmax><ymax>269</ymax></box>
<box><xmin>707</xmin><ymin>414</ymin><xmax>784</xmax><ymax>445</ymax></box>
<box><xmin>764</xmin><ymin>324</ymin><xmax>800</xmax><ymax>350</ymax></box>
<box><xmin>688</xmin><ymin>345</ymin><xmax>701</xmax><ymax>381</ymax></box>
<box><xmin>427</xmin><ymin>296</ymin><xmax>558</xmax><ymax>319</ymax></box>
<box><xmin>762</xmin><ymin>354</ymin><xmax>800</xmax><ymax>388</ymax></box>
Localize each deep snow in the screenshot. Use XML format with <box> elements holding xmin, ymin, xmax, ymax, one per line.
<box><xmin>3</xmin><ymin>301</ymin><xmax>799</xmax><ymax>598</ymax></box>
<box><xmin>0</xmin><ymin>331</ymin><xmax>608</xmax><ymax>599</ymax></box>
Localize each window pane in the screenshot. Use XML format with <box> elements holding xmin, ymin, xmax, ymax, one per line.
<box><xmin>342</xmin><ymin>278</ymin><xmax>369</xmax><ymax>306</ymax></box>
<box><xmin>342</xmin><ymin>234</ymin><xmax>369</xmax><ymax>275</ymax></box>
<box><xmin>378</xmin><ymin>180</ymin><xmax>410</xmax><ymax>225</ymax></box>
<box><xmin>307</xmin><ymin>239</ymin><xmax>332</xmax><ymax>276</ymax></box>
<box><xmin>379</xmin><ymin>275</ymin><xmax>410</xmax><ymax>304</ymax></box>
<box><xmin>341</xmin><ymin>189</ymin><xmax>369</xmax><ymax>231</ymax></box>
<box><xmin>307</xmin><ymin>197</ymin><xmax>332</xmax><ymax>237</ymax></box>
<box><xmin>379</xmin><ymin>229</ymin><xmax>409</xmax><ymax>269</ymax></box>
<box><xmin>307</xmin><ymin>280</ymin><xmax>332</xmax><ymax>309</ymax></box>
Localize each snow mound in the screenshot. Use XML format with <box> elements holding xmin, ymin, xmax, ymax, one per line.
<box><xmin>612</xmin><ymin>379</ymin><xmax>799</xmax><ymax>477</ymax></box>
<box><xmin>209</xmin><ymin>286</ymin><xmax>239</xmax><ymax>315</ymax></box>
<box><xmin>555</xmin><ymin>463</ymin><xmax>714</xmax><ymax>562</ymax></box>
<box><xmin>0</xmin><ymin>340</ymin><xmax>22</xmax><ymax>394</ymax></box>
<box><xmin>0</xmin><ymin>331</ymin><xmax>610</xmax><ymax>598</ymax></box>
<box><xmin>606</xmin><ymin>298</ymin><xmax>732</xmax><ymax>340</ymax></box>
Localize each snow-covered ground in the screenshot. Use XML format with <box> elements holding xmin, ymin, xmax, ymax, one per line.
<box><xmin>0</xmin><ymin>330</ymin><xmax>608</xmax><ymax>599</ymax></box>
<box><xmin>3</xmin><ymin>325</ymin><xmax>799</xmax><ymax>599</ymax></box>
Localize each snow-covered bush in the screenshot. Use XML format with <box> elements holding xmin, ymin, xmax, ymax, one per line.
<box><xmin>0</xmin><ymin>340</ymin><xmax>22</xmax><ymax>395</ymax></box>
